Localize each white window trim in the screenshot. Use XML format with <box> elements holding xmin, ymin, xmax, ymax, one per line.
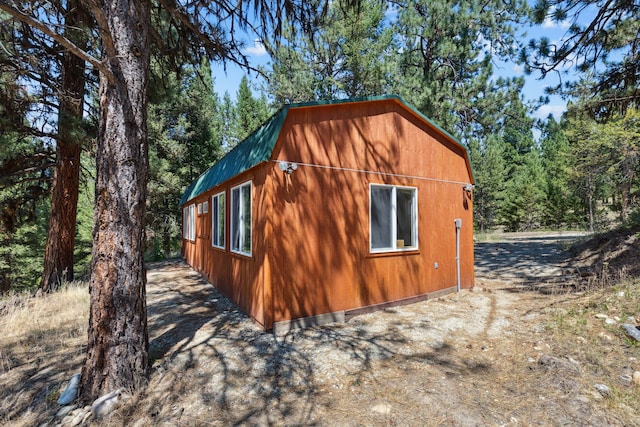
<box><xmin>183</xmin><ymin>206</ymin><xmax>188</xmax><ymax>240</ymax></box>
<box><xmin>211</xmin><ymin>191</ymin><xmax>225</xmax><ymax>249</ymax></box>
<box><xmin>189</xmin><ymin>204</ymin><xmax>195</xmax><ymax>241</ymax></box>
<box><xmin>183</xmin><ymin>204</ymin><xmax>196</xmax><ymax>241</ymax></box>
<box><xmin>369</xmin><ymin>183</ymin><xmax>418</xmax><ymax>253</ymax></box>
<box><xmin>230</xmin><ymin>180</ymin><xmax>252</xmax><ymax>256</ymax></box>
<box><xmin>203</xmin><ymin>201</ymin><xmax>209</xmax><ymax>214</ymax></box>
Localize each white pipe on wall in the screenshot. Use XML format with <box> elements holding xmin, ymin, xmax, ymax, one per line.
<box><xmin>454</xmin><ymin>218</ymin><xmax>462</xmax><ymax>292</ymax></box>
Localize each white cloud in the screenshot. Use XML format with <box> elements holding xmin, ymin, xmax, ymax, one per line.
<box><xmin>534</xmin><ymin>104</ymin><xmax>566</xmax><ymax>120</ymax></box>
<box><xmin>541</xmin><ymin>7</ymin><xmax>571</xmax><ymax>29</ymax></box>
<box><xmin>541</xmin><ymin>17</ymin><xmax>556</xmax><ymax>28</ymax></box>
<box><xmin>245</xmin><ymin>39</ymin><xmax>267</xmax><ymax>56</ymax></box>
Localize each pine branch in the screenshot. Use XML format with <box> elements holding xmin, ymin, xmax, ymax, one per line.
<box><xmin>0</xmin><ymin>0</ymin><xmax>114</xmax><ymax>81</ymax></box>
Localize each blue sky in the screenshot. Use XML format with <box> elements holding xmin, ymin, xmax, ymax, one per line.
<box><xmin>501</xmin><ymin>11</ymin><xmax>575</xmax><ymax>122</ymax></box>
<box><xmin>210</xmin><ymin>40</ymin><xmax>268</xmax><ymax>98</ymax></box>
<box><xmin>211</xmin><ymin>8</ymin><xmax>578</xmax><ymax>123</ymax></box>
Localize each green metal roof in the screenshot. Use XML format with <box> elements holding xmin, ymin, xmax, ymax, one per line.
<box><xmin>179</xmin><ymin>106</ymin><xmax>288</xmax><ymax>206</ymax></box>
<box><xmin>179</xmin><ymin>95</ymin><xmax>473</xmax><ymax>206</ymax></box>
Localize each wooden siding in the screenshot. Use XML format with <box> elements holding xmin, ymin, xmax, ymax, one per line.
<box><xmin>265</xmin><ymin>101</ymin><xmax>474</xmax><ymax>326</ymax></box>
<box><xmin>182</xmin><ymin>98</ymin><xmax>474</xmax><ymax>330</ymax></box>
<box><xmin>181</xmin><ymin>165</ymin><xmax>270</xmax><ymax>327</ymax></box>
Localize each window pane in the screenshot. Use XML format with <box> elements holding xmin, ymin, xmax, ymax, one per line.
<box><xmin>396</xmin><ymin>188</ymin><xmax>415</xmax><ymax>247</ymax></box>
<box><xmin>371</xmin><ymin>186</ymin><xmax>393</xmax><ymax>249</ymax></box>
<box><xmin>212</xmin><ymin>197</ymin><xmax>219</xmax><ymax>246</ymax></box>
<box><xmin>189</xmin><ymin>204</ymin><xmax>195</xmax><ymax>241</ymax></box>
<box><xmin>218</xmin><ymin>194</ymin><xmax>225</xmax><ymax>247</ymax></box>
<box><xmin>231</xmin><ymin>188</ymin><xmax>240</xmax><ymax>251</ymax></box>
<box><xmin>241</xmin><ymin>184</ymin><xmax>251</xmax><ymax>254</ymax></box>
<box><xmin>183</xmin><ymin>207</ymin><xmax>188</xmax><ymax>239</ymax></box>
<box><xmin>212</xmin><ymin>194</ymin><xmax>225</xmax><ymax>248</ymax></box>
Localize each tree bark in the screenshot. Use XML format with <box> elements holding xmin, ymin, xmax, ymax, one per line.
<box><xmin>0</xmin><ymin>199</ymin><xmax>18</xmax><ymax>294</ymax></box>
<box><xmin>80</xmin><ymin>0</ymin><xmax>150</xmax><ymax>404</ymax></box>
<box><xmin>39</xmin><ymin>1</ymin><xmax>89</xmax><ymax>293</ymax></box>
<box><xmin>588</xmin><ymin>190</ymin><xmax>595</xmax><ymax>233</ymax></box>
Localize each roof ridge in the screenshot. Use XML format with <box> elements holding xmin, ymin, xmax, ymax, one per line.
<box><xmin>179</xmin><ymin>94</ymin><xmax>473</xmax><ymax>206</ymax></box>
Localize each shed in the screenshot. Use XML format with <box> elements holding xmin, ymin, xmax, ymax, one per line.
<box><xmin>180</xmin><ymin>95</ymin><xmax>475</xmax><ymax>332</ymax></box>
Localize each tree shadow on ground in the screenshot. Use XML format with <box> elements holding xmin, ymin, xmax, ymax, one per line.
<box><xmin>129</xmin><ymin>260</ymin><xmax>495</xmax><ymax>426</ymax></box>
<box><xmin>475</xmin><ymin>230</ymin><xmax>640</xmax><ymax>297</ymax></box>
<box><xmin>474</xmin><ymin>235</ymin><xmax>577</xmax><ymax>280</ymax></box>
<box><xmin>474</xmin><ymin>234</ymin><xmax>594</xmax><ymax>293</ymax></box>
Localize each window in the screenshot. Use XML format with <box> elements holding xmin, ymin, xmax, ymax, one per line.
<box><xmin>197</xmin><ymin>203</ymin><xmax>203</xmax><ymax>215</ymax></box>
<box><xmin>370</xmin><ymin>184</ymin><xmax>417</xmax><ymax>252</ymax></box>
<box><xmin>203</xmin><ymin>201</ymin><xmax>209</xmax><ymax>214</ymax></box>
<box><xmin>183</xmin><ymin>207</ymin><xmax>188</xmax><ymax>239</ymax></box>
<box><xmin>183</xmin><ymin>204</ymin><xmax>195</xmax><ymax>241</ymax></box>
<box><xmin>212</xmin><ymin>192</ymin><xmax>225</xmax><ymax>249</ymax></box>
<box><xmin>231</xmin><ymin>181</ymin><xmax>252</xmax><ymax>256</ymax></box>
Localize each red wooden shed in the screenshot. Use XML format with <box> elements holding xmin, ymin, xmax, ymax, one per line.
<box><xmin>180</xmin><ymin>95</ymin><xmax>475</xmax><ymax>332</ymax></box>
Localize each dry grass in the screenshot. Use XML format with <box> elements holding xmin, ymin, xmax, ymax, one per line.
<box><xmin>0</xmin><ymin>283</ymin><xmax>88</xmax><ymax>426</ymax></box>
<box><xmin>535</xmin><ymin>278</ymin><xmax>640</xmax><ymax>424</ymax></box>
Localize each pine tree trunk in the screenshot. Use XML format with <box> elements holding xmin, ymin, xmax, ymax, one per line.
<box><xmin>0</xmin><ymin>201</ymin><xmax>17</xmax><ymax>293</ymax></box>
<box><xmin>80</xmin><ymin>0</ymin><xmax>150</xmax><ymax>404</ymax></box>
<box><xmin>39</xmin><ymin>1</ymin><xmax>89</xmax><ymax>293</ymax></box>
<box><xmin>620</xmin><ymin>184</ymin><xmax>629</xmax><ymax>223</ymax></box>
<box><xmin>588</xmin><ymin>193</ymin><xmax>595</xmax><ymax>233</ymax></box>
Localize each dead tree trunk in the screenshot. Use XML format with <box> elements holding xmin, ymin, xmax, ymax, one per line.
<box><xmin>39</xmin><ymin>1</ymin><xmax>89</xmax><ymax>293</ymax></box>
<box><xmin>79</xmin><ymin>0</ymin><xmax>150</xmax><ymax>404</ymax></box>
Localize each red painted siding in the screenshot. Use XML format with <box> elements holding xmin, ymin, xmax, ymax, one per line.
<box><xmin>181</xmin><ymin>98</ymin><xmax>474</xmax><ymax>330</ymax></box>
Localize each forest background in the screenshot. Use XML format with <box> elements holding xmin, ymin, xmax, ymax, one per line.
<box><xmin>1</xmin><ymin>0</ymin><xmax>638</xmax><ymax>295</ymax></box>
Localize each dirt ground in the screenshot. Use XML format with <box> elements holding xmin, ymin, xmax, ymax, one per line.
<box><xmin>2</xmin><ymin>231</ymin><xmax>640</xmax><ymax>426</ymax></box>
<box><xmin>125</xmin><ymin>231</ymin><xmax>639</xmax><ymax>426</ymax></box>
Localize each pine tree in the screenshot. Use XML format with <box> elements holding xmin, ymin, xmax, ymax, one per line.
<box><xmin>602</xmin><ymin>108</ymin><xmax>640</xmax><ymax>223</ymax></box>
<box><xmin>220</xmin><ymin>91</ymin><xmax>239</xmax><ymax>150</ymax></box>
<box><xmin>469</xmin><ymin>135</ymin><xmax>506</xmax><ymax>232</ymax></box>
<box><xmin>490</xmin><ymin>89</ymin><xmax>548</xmax><ymax>231</ymax></box>
<box><xmin>263</xmin><ymin>28</ymin><xmax>316</xmax><ymax>104</ymax></box>
<box><xmin>73</xmin><ymin>151</ymin><xmax>95</xmax><ymax>279</ymax></box>
<box><xmin>391</xmin><ymin>0</ymin><xmax>530</xmax><ymax>138</ymax></box>
<box><xmin>39</xmin><ymin>1</ymin><xmax>91</xmax><ymax>293</ymax></box>
<box><xmin>235</xmin><ymin>76</ymin><xmax>271</xmax><ymax>141</ymax></box>
<box><xmin>1</xmin><ymin>2</ymin><xmax>93</xmax><ymax>293</ymax></box>
<box><xmin>539</xmin><ymin>115</ymin><xmax>575</xmax><ymax>228</ymax></box>
<box><xmin>502</xmin><ymin>149</ymin><xmax>548</xmax><ymax>231</ymax></box>
<box><xmin>147</xmin><ymin>60</ymin><xmax>224</xmax><ymax>259</ymax></box>
<box><xmin>182</xmin><ymin>60</ymin><xmax>225</xmax><ymax>181</ymax></box>
<box><xmin>264</xmin><ymin>0</ymin><xmax>394</xmax><ymax>103</ymax></box>
<box><xmin>0</xmin><ymin>43</ymin><xmax>53</xmax><ymax>292</ymax></box>
<box><xmin>527</xmin><ymin>0</ymin><xmax>639</xmax><ymax>113</ymax></box>
<box><xmin>564</xmin><ymin>113</ymin><xmax>611</xmax><ymax>231</ymax></box>
<box><xmin>0</xmin><ymin>132</ymin><xmax>51</xmax><ymax>292</ymax></box>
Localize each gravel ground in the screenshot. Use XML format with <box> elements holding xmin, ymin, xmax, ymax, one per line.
<box><xmin>40</xmin><ymin>231</ymin><xmax>638</xmax><ymax>426</ymax></box>
<box><xmin>101</xmin><ymin>231</ymin><xmax>636</xmax><ymax>427</ymax></box>
<box><xmin>135</xmin><ymin>262</ymin><xmax>522</xmax><ymax>426</ymax></box>
<box><xmin>474</xmin><ymin>231</ymin><xmax>588</xmax><ymax>282</ymax></box>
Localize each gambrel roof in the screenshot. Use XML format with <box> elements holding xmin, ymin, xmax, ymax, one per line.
<box><xmin>179</xmin><ymin>95</ymin><xmax>473</xmax><ymax>206</ymax></box>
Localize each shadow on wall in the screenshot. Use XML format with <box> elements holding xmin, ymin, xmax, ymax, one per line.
<box><xmin>267</xmin><ymin>105</ymin><xmax>426</xmax><ymax>323</ymax></box>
